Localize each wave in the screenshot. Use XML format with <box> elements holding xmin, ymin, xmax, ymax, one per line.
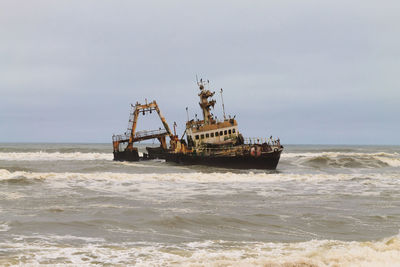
<box><xmin>1</xmin><ymin>234</ymin><xmax>399</xmax><ymax>266</ymax></box>
<box><xmin>283</xmin><ymin>152</ymin><xmax>398</xmax><ymax>158</ymax></box>
<box><xmin>1</xmin><ymin>151</ymin><xmax>399</xmax><ymax>170</ymax></box>
<box><xmin>1</xmin><ymin>169</ymin><xmax>399</xmax><ymax>184</ymax></box>
<box><xmin>0</xmin><ymin>152</ymin><xmax>113</xmax><ymax>161</ymax></box>
<box><xmin>282</xmin><ymin>152</ymin><xmax>400</xmax><ymax>168</ymax></box>
<box><xmin>0</xmin><ymin>222</ymin><xmax>10</xmax><ymax>232</ymax></box>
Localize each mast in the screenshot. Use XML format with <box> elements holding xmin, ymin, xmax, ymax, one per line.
<box><xmin>197</xmin><ymin>79</ymin><xmax>216</xmax><ymax>124</ymax></box>
<box><xmin>220</xmin><ymin>88</ymin><xmax>226</xmax><ymax>120</ymax></box>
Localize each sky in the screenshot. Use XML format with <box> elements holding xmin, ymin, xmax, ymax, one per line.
<box><xmin>1</xmin><ymin>0</ymin><xmax>399</xmax><ymax>144</ymax></box>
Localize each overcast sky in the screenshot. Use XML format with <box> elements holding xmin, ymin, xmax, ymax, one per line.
<box><xmin>1</xmin><ymin>0</ymin><xmax>399</xmax><ymax>144</ymax></box>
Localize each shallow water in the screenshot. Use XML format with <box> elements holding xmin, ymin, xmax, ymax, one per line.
<box><xmin>0</xmin><ymin>143</ymin><xmax>399</xmax><ymax>266</ymax></box>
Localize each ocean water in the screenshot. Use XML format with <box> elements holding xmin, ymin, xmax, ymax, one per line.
<box><xmin>0</xmin><ymin>143</ymin><xmax>399</xmax><ymax>266</ymax></box>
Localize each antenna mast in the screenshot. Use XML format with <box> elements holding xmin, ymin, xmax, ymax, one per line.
<box><xmin>220</xmin><ymin>88</ymin><xmax>226</xmax><ymax>120</ymax></box>
<box><xmin>173</xmin><ymin>121</ymin><xmax>177</xmax><ymax>136</ymax></box>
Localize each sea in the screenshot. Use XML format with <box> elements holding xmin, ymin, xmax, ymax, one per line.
<box><xmin>0</xmin><ymin>143</ymin><xmax>399</xmax><ymax>266</ymax></box>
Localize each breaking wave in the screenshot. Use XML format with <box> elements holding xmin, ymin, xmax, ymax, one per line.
<box><xmin>0</xmin><ymin>222</ymin><xmax>10</xmax><ymax>232</ymax></box>
<box><xmin>1</xmin><ymin>234</ymin><xmax>400</xmax><ymax>266</ymax></box>
<box><xmin>0</xmin><ymin>152</ymin><xmax>113</xmax><ymax>161</ymax></box>
<box><xmin>0</xmin><ymin>151</ymin><xmax>398</xmax><ymax>170</ymax></box>
<box><xmin>1</xmin><ymin>169</ymin><xmax>399</xmax><ymax>184</ymax></box>
<box><xmin>282</xmin><ymin>152</ymin><xmax>400</xmax><ymax>168</ymax></box>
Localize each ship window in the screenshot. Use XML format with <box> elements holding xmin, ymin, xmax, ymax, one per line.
<box><xmin>228</xmin><ymin>129</ymin><xmax>232</xmax><ymax>134</ymax></box>
<box><xmin>233</xmin><ymin>129</ymin><xmax>236</xmax><ymax>133</ymax></box>
<box><xmin>224</xmin><ymin>130</ymin><xmax>227</xmax><ymax>135</ymax></box>
<box><xmin>211</xmin><ymin>133</ymin><xmax>214</xmax><ymax>137</ymax></box>
<box><xmin>201</xmin><ymin>134</ymin><xmax>204</xmax><ymax>139</ymax></box>
<box><xmin>206</xmin><ymin>133</ymin><xmax>209</xmax><ymax>138</ymax></box>
<box><xmin>220</xmin><ymin>131</ymin><xmax>223</xmax><ymax>136</ymax></box>
<box><xmin>195</xmin><ymin>135</ymin><xmax>199</xmax><ymax>140</ymax></box>
<box><xmin>215</xmin><ymin>132</ymin><xmax>219</xmax><ymax>137</ymax></box>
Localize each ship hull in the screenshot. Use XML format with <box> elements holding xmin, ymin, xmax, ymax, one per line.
<box><xmin>113</xmin><ymin>150</ymin><xmax>140</xmax><ymax>161</ymax></box>
<box><xmin>164</xmin><ymin>150</ymin><xmax>282</xmax><ymax>170</ymax></box>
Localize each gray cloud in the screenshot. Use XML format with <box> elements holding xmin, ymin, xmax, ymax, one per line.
<box><xmin>1</xmin><ymin>0</ymin><xmax>399</xmax><ymax>144</ymax></box>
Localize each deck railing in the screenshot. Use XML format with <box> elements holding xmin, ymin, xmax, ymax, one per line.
<box><xmin>112</xmin><ymin>134</ymin><xmax>130</xmax><ymax>142</ymax></box>
<box><xmin>134</xmin><ymin>129</ymin><xmax>168</xmax><ymax>138</ymax></box>
<box><xmin>112</xmin><ymin>129</ymin><xmax>168</xmax><ymax>143</ymax></box>
<box><xmin>244</xmin><ymin>137</ymin><xmax>281</xmax><ymax>146</ymax></box>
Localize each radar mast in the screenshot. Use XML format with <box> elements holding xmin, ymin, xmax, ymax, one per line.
<box><xmin>197</xmin><ymin>79</ymin><xmax>216</xmax><ymax>124</ymax></box>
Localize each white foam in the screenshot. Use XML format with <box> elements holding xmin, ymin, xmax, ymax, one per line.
<box><xmin>282</xmin><ymin>152</ymin><xmax>399</xmax><ymax>158</ymax></box>
<box><xmin>0</xmin><ymin>222</ymin><xmax>10</xmax><ymax>232</ymax></box>
<box><xmin>1</xmin><ymin>151</ymin><xmax>399</xmax><ymax>169</ymax></box>
<box><xmin>12</xmin><ymin>234</ymin><xmax>105</xmax><ymax>243</ymax></box>
<box><xmin>1</xmin><ymin>169</ymin><xmax>400</xmax><ymax>184</ymax></box>
<box><xmin>1</xmin><ymin>169</ymin><xmax>399</xmax><ymax>203</ymax></box>
<box><xmin>1</xmin><ymin>234</ymin><xmax>400</xmax><ymax>266</ymax></box>
<box><xmin>0</xmin><ymin>152</ymin><xmax>113</xmax><ymax>161</ymax></box>
<box><xmin>0</xmin><ymin>191</ymin><xmax>24</xmax><ymax>200</ymax></box>
<box><xmin>282</xmin><ymin>151</ymin><xmax>400</xmax><ymax>168</ymax></box>
<box><xmin>376</xmin><ymin>156</ymin><xmax>400</xmax><ymax>167</ymax></box>
<box><xmin>116</xmin><ymin>161</ymin><xmax>168</xmax><ymax>168</ymax></box>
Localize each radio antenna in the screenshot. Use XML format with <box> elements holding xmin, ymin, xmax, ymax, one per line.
<box><xmin>173</xmin><ymin>121</ymin><xmax>177</xmax><ymax>136</ymax></box>
<box><xmin>220</xmin><ymin>88</ymin><xmax>226</xmax><ymax>120</ymax></box>
<box><xmin>186</xmin><ymin>107</ymin><xmax>189</xmax><ymax>121</ymax></box>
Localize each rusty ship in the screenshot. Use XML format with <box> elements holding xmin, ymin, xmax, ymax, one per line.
<box><xmin>112</xmin><ymin>79</ymin><xmax>283</xmax><ymax>169</ymax></box>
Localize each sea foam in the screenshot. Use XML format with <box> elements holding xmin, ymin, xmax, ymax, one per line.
<box><xmin>1</xmin><ymin>234</ymin><xmax>400</xmax><ymax>266</ymax></box>
<box><xmin>1</xmin><ymin>169</ymin><xmax>400</xmax><ymax>184</ymax></box>
<box><xmin>0</xmin><ymin>151</ymin><xmax>113</xmax><ymax>161</ymax></box>
<box><xmin>282</xmin><ymin>151</ymin><xmax>400</xmax><ymax>168</ymax></box>
<box><xmin>1</xmin><ymin>151</ymin><xmax>399</xmax><ymax>169</ymax></box>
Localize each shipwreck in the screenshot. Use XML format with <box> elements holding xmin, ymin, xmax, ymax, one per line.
<box><xmin>112</xmin><ymin>79</ymin><xmax>283</xmax><ymax>169</ymax></box>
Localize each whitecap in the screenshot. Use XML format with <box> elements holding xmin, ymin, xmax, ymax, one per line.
<box><xmin>1</xmin><ymin>234</ymin><xmax>400</xmax><ymax>266</ymax></box>
<box><xmin>1</xmin><ymin>169</ymin><xmax>400</xmax><ymax>184</ymax></box>
<box><xmin>0</xmin><ymin>222</ymin><xmax>10</xmax><ymax>232</ymax></box>
<box><xmin>0</xmin><ymin>152</ymin><xmax>113</xmax><ymax>161</ymax></box>
<box><xmin>282</xmin><ymin>151</ymin><xmax>400</xmax><ymax>168</ymax></box>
